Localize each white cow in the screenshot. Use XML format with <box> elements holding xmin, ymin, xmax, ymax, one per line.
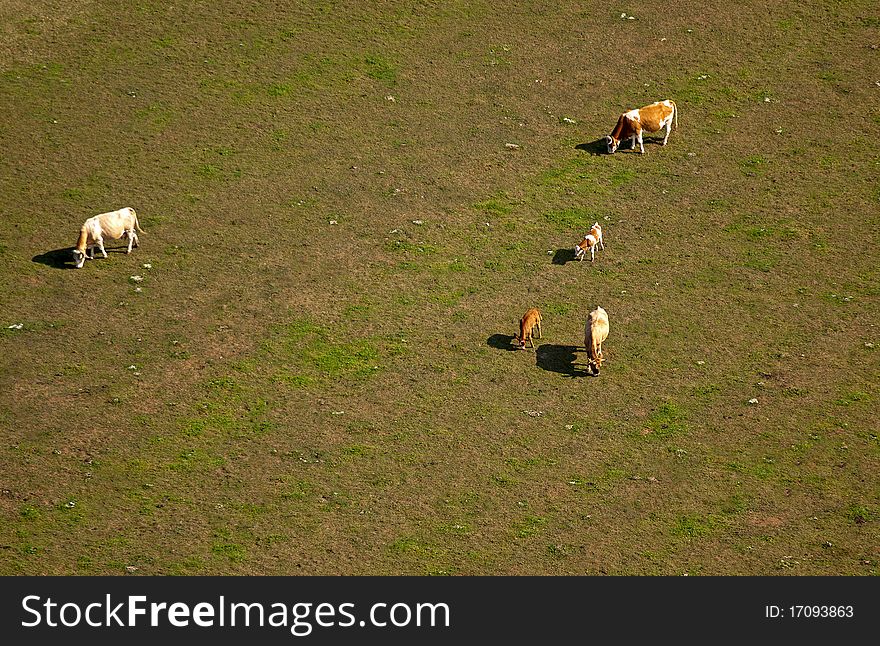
<box><xmin>584</xmin><ymin>306</ymin><xmax>609</xmax><ymax>375</ymax></box>
<box><xmin>72</xmin><ymin>207</ymin><xmax>144</xmax><ymax>268</ymax></box>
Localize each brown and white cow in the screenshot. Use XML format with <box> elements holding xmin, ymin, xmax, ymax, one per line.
<box><xmin>574</xmin><ymin>222</ymin><xmax>605</xmax><ymax>262</ymax></box>
<box><xmin>517</xmin><ymin>307</ymin><xmax>543</xmax><ymax>350</ymax></box>
<box><xmin>606</xmin><ymin>100</ymin><xmax>677</xmax><ymax>154</ymax></box>
<box><xmin>584</xmin><ymin>306</ymin><xmax>609</xmax><ymax>375</ymax></box>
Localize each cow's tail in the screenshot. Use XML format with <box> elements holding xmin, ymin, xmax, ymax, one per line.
<box><xmin>132</xmin><ymin>208</ymin><xmax>145</xmax><ymax>233</ymax></box>
<box><xmin>671</xmin><ymin>100</ymin><xmax>678</xmax><ymax>129</ymax></box>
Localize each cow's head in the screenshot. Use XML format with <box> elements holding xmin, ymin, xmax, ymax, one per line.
<box><xmin>605</xmin><ymin>135</ymin><xmax>619</xmax><ymax>154</ymax></box>
<box><xmin>72</xmin><ymin>248</ymin><xmax>86</xmax><ymax>269</ymax></box>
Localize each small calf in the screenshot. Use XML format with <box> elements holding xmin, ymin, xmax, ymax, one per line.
<box><xmin>584</xmin><ymin>306</ymin><xmax>609</xmax><ymax>375</ymax></box>
<box><xmin>574</xmin><ymin>222</ymin><xmax>605</xmax><ymax>262</ymax></box>
<box><xmin>517</xmin><ymin>308</ymin><xmax>543</xmax><ymax>350</ymax></box>
<box><xmin>72</xmin><ymin>207</ymin><xmax>144</xmax><ymax>268</ymax></box>
<box><xmin>606</xmin><ymin>100</ymin><xmax>678</xmax><ymax>154</ymax></box>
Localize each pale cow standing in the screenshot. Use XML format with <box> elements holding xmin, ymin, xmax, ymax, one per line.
<box><xmin>72</xmin><ymin>207</ymin><xmax>144</xmax><ymax>268</ymax></box>
<box><xmin>584</xmin><ymin>306</ymin><xmax>609</xmax><ymax>375</ymax></box>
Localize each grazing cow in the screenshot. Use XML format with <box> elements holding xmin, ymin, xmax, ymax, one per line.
<box><xmin>72</xmin><ymin>207</ymin><xmax>144</xmax><ymax>268</ymax></box>
<box><xmin>517</xmin><ymin>308</ymin><xmax>543</xmax><ymax>350</ymax></box>
<box><xmin>574</xmin><ymin>222</ymin><xmax>605</xmax><ymax>262</ymax></box>
<box><xmin>606</xmin><ymin>100</ymin><xmax>677</xmax><ymax>154</ymax></box>
<box><xmin>584</xmin><ymin>306</ymin><xmax>609</xmax><ymax>375</ymax></box>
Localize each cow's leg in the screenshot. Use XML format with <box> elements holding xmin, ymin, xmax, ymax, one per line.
<box><xmin>97</xmin><ymin>238</ymin><xmax>107</xmax><ymax>258</ymax></box>
<box><xmin>536</xmin><ymin>320</ymin><xmax>542</xmax><ymax>339</ymax></box>
<box><xmin>630</xmin><ymin>134</ymin><xmax>637</xmax><ymax>150</ymax></box>
<box><xmin>86</xmin><ymin>245</ymin><xmax>94</xmax><ymax>260</ymax></box>
<box><xmin>638</xmin><ymin>131</ymin><xmax>645</xmax><ymax>154</ymax></box>
<box><xmin>590</xmin><ymin>246</ymin><xmax>595</xmax><ymax>262</ymax></box>
<box><xmin>662</xmin><ymin>118</ymin><xmax>672</xmax><ymax>145</ymax></box>
<box><xmin>126</xmin><ymin>229</ymin><xmax>134</xmax><ymax>254</ymax></box>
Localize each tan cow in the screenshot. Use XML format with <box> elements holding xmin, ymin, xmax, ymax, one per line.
<box><xmin>72</xmin><ymin>207</ymin><xmax>144</xmax><ymax>268</ymax></box>
<box><xmin>606</xmin><ymin>100</ymin><xmax>677</xmax><ymax>154</ymax></box>
<box><xmin>517</xmin><ymin>308</ymin><xmax>543</xmax><ymax>350</ymax></box>
<box><xmin>584</xmin><ymin>306</ymin><xmax>609</xmax><ymax>375</ymax></box>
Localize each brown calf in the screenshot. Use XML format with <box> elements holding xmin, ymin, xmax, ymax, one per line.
<box><xmin>517</xmin><ymin>308</ymin><xmax>543</xmax><ymax>350</ymax></box>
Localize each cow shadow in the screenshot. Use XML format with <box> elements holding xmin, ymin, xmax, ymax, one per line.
<box><xmin>486</xmin><ymin>333</ymin><xmax>518</xmax><ymax>352</ymax></box>
<box><xmin>32</xmin><ymin>247</ymin><xmax>77</xmax><ymax>269</ymax></box>
<box><xmin>552</xmin><ymin>248</ymin><xmax>578</xmax><ymax>265</ymax></box>
<box><xmin>575</xmin><ymin>139</ymin><xmax>608</xmax><ymax>155</ymax></box>
<box><xmin>536</xmin><ymin>344</ymin><xmax>589</xmax><ymax>377</ymax></box>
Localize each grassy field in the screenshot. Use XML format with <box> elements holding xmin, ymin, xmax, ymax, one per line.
<box><xmin>1</xmin><ymin>0</ymin><xmax>877</xmax><ymax>575</ymax></box>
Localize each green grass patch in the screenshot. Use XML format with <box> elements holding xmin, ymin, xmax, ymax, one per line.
<box><xmin>364</xmin><ymin>55</ymin><xmax>397</xmax><ymax>83</ymax></box>
<box><xmin>672</xmin><ymin>513</ymin><xmax>719</xmax><ymax>539</ymax></box>
<box><xmin>644</xmin><ymin>402</ymin><xmax>687</xmax><ymax>439</ymax></box>
<box><xmin>543</xmin><ymin>207</ymin><xmax>599</xmax><ymax>231</ymax></box>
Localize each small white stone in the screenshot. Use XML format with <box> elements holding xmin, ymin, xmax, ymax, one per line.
<box><xmin>329</xmin><ymin>220</ymin><xmax>337</xmax><ymax>225</ymax></box>
<box><xmin>384</xmin><ymin>95</ymin><xmax>396</xmax><ymax>102</ymax></box>
<box><xmin>142</xmin><ymin>263</ymin><xmax>152</xmax><ymax>269</ymax></box>
<box><xmin>696</xmin><ymin>360</ymin><xmax>705</xmax><ymax>365</ymax></box>
<box><xmin>562</xmin><ymin>117</ymin><xmax>576</xmax><ymax>124</ymax></box>
<box><xmin>748</xmin><ymin>398</ymin><xmax>759</xmax><ymax>405</ymax></box>
<box><xmin>504</xmin><ymin>142</ymin><xmax>520</xmax><ymax>149</ymax></box>
<box><xmin>412</xmin><ymin>219</ymin><xmax>423</xmax><ymax>225</ymax></box>
<box><xmin>7</xmin><ymin>323</ymin><xmax>23</xmax><ymax>330</ymax></box>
